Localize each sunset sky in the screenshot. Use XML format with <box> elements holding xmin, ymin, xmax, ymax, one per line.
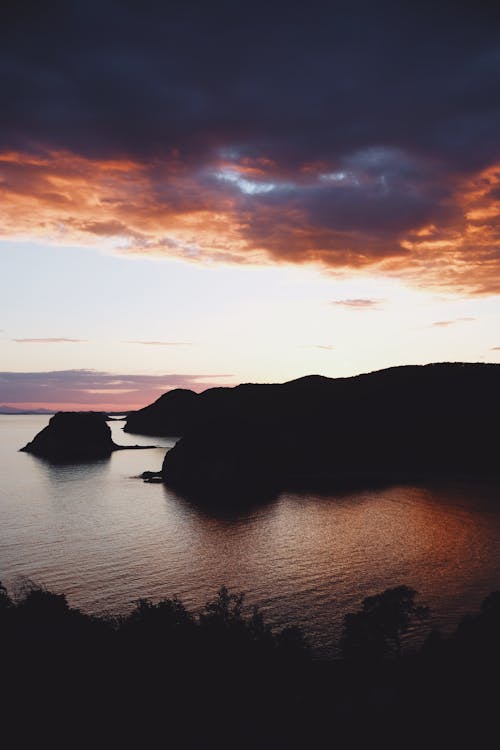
<box><xmin>1</xmin><ymin>1</ymin><xmax>500</xmax><ymax>410</ymax></box>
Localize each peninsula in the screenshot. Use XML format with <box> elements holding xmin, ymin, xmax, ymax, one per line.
<box><xmin>123</xmin><ymin>363</ymin><xmax>500</xmax><ymax>497</ymax></box>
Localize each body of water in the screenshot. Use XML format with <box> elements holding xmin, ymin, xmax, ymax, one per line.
<box><xmin>1</xmin><ymin>414</ymin><xmax>500</xmax><ymax>654</ymax></box>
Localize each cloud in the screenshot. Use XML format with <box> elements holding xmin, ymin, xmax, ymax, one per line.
<box><xmin>1</xmin><ymin>148</ymin><xmax>499</xmax><ymax>294</ymax></box>
<box><xmin>0</xmin><ymin>369</ymin><xmax>234</xmax><ymax>408</ymax></box>
<box><xmin>431</xmin><ymin>318</ymin><xmax>476</xmax><ymax>328</ymax></box>
<box><xmin>302</xmin><ymin>344</ymin><xmax>335</xmax><ymax>350</ymax></box>
<box><xmin>0</xmin><ymin>3</ymin><xmax>499</xmax><ymax>293</ymax></box>
<box><xmin>490</xmin><ymin>346</ymin><xmax>500</xmax><ymax>351</ymax></box>
<box><xmin>13</xmin><ymin>338</ymin><xmax>87</xmax><ymax>343</ymax></box>
<box><xmin>2</xmin><ymin>3</ymin><xmax>499</xmax><ymax>166</ymax></box>
<box><xmin>330</xmin><ymin>299</ymin><xmax>383</xmax><ymax>309</ymax></box>
<box><xmin>125</xmin><ymin>340</ymin><xmax>193</xmax><ymax>346</ymax></box>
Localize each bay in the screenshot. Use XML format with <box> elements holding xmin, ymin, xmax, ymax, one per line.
<box><xmin>1</xmin><ymin>414</ymin><xmax>500</xmax><ymax>654</ymax></box>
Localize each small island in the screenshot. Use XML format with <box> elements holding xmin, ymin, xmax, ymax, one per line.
<box><xmin>21</xmin><ymin>412</ymin><xmax>154</xmax><ymax>460</ymax></box>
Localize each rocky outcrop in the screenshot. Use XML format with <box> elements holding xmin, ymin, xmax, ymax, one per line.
<box><xmin>21</xmin><ymin>412</ymin><xmax>118</xmax><ymax>460</ymax></box>
<box><xmin>160</xmin><ymin>363</ymin><xmax>500</xmax><ymax>498</ymax></box>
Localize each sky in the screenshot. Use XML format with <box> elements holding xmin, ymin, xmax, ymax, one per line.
<box><xmin>1</xmin><ymin>0</ymin><xmax>500</xmax><ymax>410</ymax></box>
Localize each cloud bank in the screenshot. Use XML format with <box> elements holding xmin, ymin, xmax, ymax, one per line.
<box><xmin>0</xmin><ymin>370</ymin><xmax>233</xmax><ymax>409</ymax></box>
<box><xmin>1</xmin><ymin>1</ymin><xmax>500</xmax><ymax>293</ymax></box>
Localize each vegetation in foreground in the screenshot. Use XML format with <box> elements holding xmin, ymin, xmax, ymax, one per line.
<box><xmin>2</xmin><ymin>581</ymin><xmax>499</xmax><ymax>748</ymax></box>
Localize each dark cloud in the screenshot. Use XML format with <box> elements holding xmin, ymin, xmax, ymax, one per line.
<box><xmin>0</xmin><ymin>2</ymin><xmax>500</xmax><ymax>291</ymax></box>
<box><xmin>0</xmin><ymin>369</ymin><xmax>233</xmax><ymax>405</ymax></box>
<box><xmin>2</xmin><ymin>1</ymin><xmax>500</xmax><ymax>167</ymax></box>
<box><xmin>13</xmin><ymin>338</ymin><xmax>87</xmax><ymax>343</ymax></box>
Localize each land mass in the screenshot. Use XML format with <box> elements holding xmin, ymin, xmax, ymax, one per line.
<box><xmin>124</xmin><ymin>363</ymin><xmax>499</xmax><ymax>498</ymax></box>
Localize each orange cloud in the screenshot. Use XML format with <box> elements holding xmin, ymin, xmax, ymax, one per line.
<box><xmin>1</xmin><ymin>149</ymin><xmax>500</xmax><ymax>294</ymax></box>
<box><xmin>0</xmin><ymin>150</ymin><xmax>257</xmax><ymax>263</ymax></box>
<box><xmin>386</xmin><ymin>165</ymin><xmax>500</xmax><ymax>294</ymax></box>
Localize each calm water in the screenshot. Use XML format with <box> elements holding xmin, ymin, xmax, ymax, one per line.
<box><xmin>1</xmin><ymin>414</ymin><xmax>500</xmax><ymax>653</ymax></box>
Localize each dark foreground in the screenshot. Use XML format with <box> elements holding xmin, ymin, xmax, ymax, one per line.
<box><xmin>2</xmin><ymin>581</ymin><xmax>500</xmax><ymax>749</ymax></box>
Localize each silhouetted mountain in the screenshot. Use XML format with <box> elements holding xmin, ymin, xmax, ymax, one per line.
<box><xmin>20</xmin><ymin>412</ymin><xmax>118</xmax><ymax>459</ymax></box>
<box><xmin>151</xmin><ymin>363</ymin><xmax>500</xmax><ymax>497</ymax></box>
<box><xmin>125</xmin><ymin>388</ymin><xmax>198</xmax><ymax>435</ymax></box>
<box><xmin>0</xmin><ymin>405</ymin><xmax>55</xmax><ymax>415</ymax></box>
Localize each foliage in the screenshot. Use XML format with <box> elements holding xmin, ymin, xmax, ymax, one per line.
<box><xmin>341</xmin><ymin>585</ymin><xmax>429</xmax><ymax>660</ymax></box>
<box><xmin>200</xmin><ymin>585</ymin><xmax>244</xmax><ymax>627</ymax></box>
<box><xmin>3</xmin><ymin>579</ymin><xmax>500</xmax><ymax>747</ymax></box>
<box><xmin>0</xmin><ymin>581</ymin><xmax>12</xmax><ymax>611</ymax></box>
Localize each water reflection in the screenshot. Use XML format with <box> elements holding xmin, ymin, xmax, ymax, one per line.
<box><xmin>163</xmin><ymin>482</ymin><xmax>280</xmax><ymax>523</ymax></box>
<box><xmin>29</xmin><ymin>453</ymin><xmax>111</xmax><ymax>483</ymax></box>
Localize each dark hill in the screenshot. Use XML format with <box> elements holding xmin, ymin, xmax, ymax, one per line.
<box><xmin>124</xmin><ymin>388</ymin><xmax>198</xmax><ymax>436</ymax></box>
<box><xmin>156</xmin><ymin>363</ymin><xmax>499</xmax><ymax>497</ymax></box>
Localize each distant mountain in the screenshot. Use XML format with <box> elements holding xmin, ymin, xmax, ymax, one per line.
<box><xmin>1</xmin><ymin>406</ymin><xmax>130</xmax><ymax>417</ymax></box>
<box><xmin>122</xmin><ymin>363</ymin><xmax>500</xmax><ymax>499</ymax></box>
<box><xmin>0</xmin><ymin>405</ymin><xmax>55</xmax><ymax>415</ymax></box>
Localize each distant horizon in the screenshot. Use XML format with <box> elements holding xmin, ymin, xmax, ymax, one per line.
<box><xmin>2</xmin><ymin>359</ymin><xmax>498</xmax><ymax>413</ymax></box>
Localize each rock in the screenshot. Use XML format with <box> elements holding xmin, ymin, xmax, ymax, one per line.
<box><xmin>21</xmin><ymin>412</ymin><xmax>118</xmax><ymax>460</ymax></box>
<box><xmin>140</xmin><ymin>470</ymin><xmax>163</xmax><ymax>483</ymax></box>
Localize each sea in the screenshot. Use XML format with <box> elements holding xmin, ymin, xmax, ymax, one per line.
<box><xmin>1</xmin><ymin>414</ymin><xmax>500</xmax><ymax>655</ymax></box>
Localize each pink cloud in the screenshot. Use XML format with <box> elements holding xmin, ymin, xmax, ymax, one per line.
<box><xmin>13</xmin><ymin>338</ymin><xmax>87</xmax><ymax>343</ymax></box>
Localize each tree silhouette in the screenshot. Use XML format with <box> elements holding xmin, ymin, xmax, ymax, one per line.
<box><xmin>200</xmin><ymin>585</ymin><xmax>244</xmax><ymax>628</ymax></box>
<box><xmin>0</xmin><ymin>581</ymin><xmax>12</xmax><ymax>612</ymax></box>
<box><xmin>341</xmin><ymin>585</ymin><xmax>429</xmax><ymax>660</ymax></box>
